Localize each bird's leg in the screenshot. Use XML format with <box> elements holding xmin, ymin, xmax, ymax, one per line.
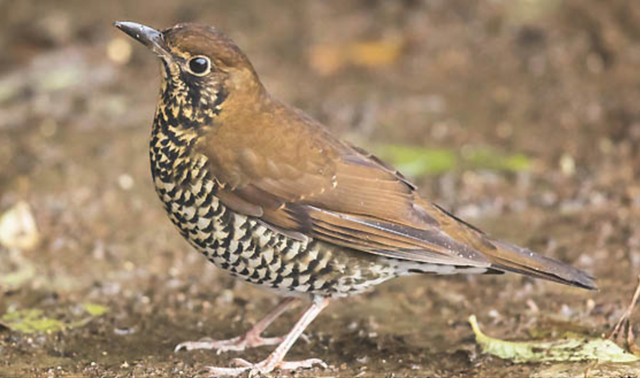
<box><xmin>175</xmin><ymin>297</ymin><xmax>298</xmax><ymax>354</ymax></box>
<box><xmin>204</xmin><ymin>296</ymin><xmax>331</xmax><ymax>377</ymax></box>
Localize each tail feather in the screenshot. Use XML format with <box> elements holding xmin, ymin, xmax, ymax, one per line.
<box><xmin>426</xmin><ymin>202</ymin><xmax>596</xmax><ymax>290</ymax></box>
<box><xmin>487</xmin><ymin>240</ymin><xmax>597</xmax><ymax>290</ymax></box>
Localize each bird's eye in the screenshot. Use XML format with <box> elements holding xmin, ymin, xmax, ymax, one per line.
<box><xmin>188</xmin><ymin>56</ymin><xmax>210</xmax><ymax>75</ymax></box>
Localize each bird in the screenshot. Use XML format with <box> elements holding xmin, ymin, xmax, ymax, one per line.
<box><xmin>114</xmin><ymin>21</ymin><xmax>596</xmax><ymax>377</ymax></box>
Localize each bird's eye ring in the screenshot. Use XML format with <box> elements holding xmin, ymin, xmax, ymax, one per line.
<box><xmin>188</xmin><ymin>56</ymin><xmax>211</xmax><ymax>76</ymax></box>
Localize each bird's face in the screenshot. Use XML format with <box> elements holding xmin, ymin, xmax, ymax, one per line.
<box><xmin>115</xmin><ymin>21</ymin><xmax>261</xmax><ymax>127</ymax></box>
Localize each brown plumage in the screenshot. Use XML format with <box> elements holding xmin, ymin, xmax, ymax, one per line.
<box><xmin>115</xmin><ymin>21</ymin><xmax>596</xmax><ymax>377</ymax></box>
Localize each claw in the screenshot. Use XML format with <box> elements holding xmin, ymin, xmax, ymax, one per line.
<box><xmin>204</xmin><ymin>365</ymin><xmax>250</xmax><ymax>377</ymax></box>
<box><xmin>194</xmin><ymin>298</ymin><xmax>331</xmax><ymax>378</ymax></box>
<box><xmin>174</xmin><ymin>334</ymin><xmax>284</xmax><ymax>354</ymax></box>
<box><xmin>176</xmin><ymin>298</ymin><xmax>296</xmax><ymax>355</ymax></box>
<box><xmin>204</xmin><ymin>358</ymin><xmax>327</xmax><ymax>377</ymax></box>
<box><xmin>229</xmin><ymin>358</ymin><xmax>252</xmax><ymax>367</ymax></box>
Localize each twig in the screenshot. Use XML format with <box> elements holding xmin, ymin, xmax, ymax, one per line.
<box><xmin>608</xmin><ymin>274</ymin><xmax>640</xmax><ymax>350</ymax></box>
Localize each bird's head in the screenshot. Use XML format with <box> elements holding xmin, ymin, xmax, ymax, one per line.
<box><xmin>115</xmin><ymin>21</ymin><xmax>263</xmax><ymax>126</ymax></box>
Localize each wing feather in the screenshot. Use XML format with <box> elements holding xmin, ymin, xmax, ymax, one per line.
<box><xmin>202</xmin><ymin>104</ymin><xmax>492</xmax><ymax>268</ymax></box>
<box><xmin>198</xmin><ymin>97</ymin><xmax>595</xmax><ymax>289</ymax></box>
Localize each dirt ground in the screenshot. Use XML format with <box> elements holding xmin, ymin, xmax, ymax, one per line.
<box><xmin>1</xmin><ymin>1</ymin><xmax>640</xmax><ymax>377</ymax></box>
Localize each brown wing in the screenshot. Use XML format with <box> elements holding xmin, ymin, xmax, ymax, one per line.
<box><xmin>199</xmin><ymin>100</ymin><xmax>491</xmax><ymax>268</ymax></box>
<box><xmin>199</xmin><ymin>99</ymin><xmax>595</xmax><ymax>289</ymax></box>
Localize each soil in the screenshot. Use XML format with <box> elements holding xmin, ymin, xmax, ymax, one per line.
<box><xmin>1</xmin><ymin>1</ymin><xmax>640</xmax><ymax>377</ymax></box>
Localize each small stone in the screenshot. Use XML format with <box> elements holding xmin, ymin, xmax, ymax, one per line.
<box><xmin>118</xmin><ymin>174</ymin><xmax>135</xmax><ymax>190</ymax></box>
<box><xmin>0</xmin><ymin>201</ymin><xmax>40</xmax><ymax>250</ymax></box>
<box><xmin>559</xmin><ymin>154</ymin><xmax>575</xmax><ymax>176</ymax></box>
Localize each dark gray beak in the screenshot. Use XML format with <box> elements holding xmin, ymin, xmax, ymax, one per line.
<box><xmin>114</xmin><ymin>21</ymin><xmax>171</xmax><ymax>60</ymax></box>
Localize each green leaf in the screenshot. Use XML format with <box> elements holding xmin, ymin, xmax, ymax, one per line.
<box><xmin>1</xmin><ymin>304</ymin><xmax>108</xmax><ymax>334</ymax></box>
<box><xmin>82</xmin><ymin>303</ymin><xmax>108</xmax><ymax>316</ymax></box>
<box><xmin>1</xmin><ymin>309</ymin><xmax>66</xmax><ymax>333</ymax></box>
<box><xmin>469</xmin><ymin>315</ymin><xmax>639</xmax><ymax>363</ymax></box>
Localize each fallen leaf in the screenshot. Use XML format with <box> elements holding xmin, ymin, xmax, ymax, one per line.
<box><xmin>83</xmin><ymin>303</ymin><xmax>108</xmax><ymax>317</ymax></box>
<box><xmin>1</xmin><ymin>304</ymin><xmax>109</xmax><ymax>334</ymax></box>
<box><xmin>2</xmin><ymin>309</ymin><xmax>66</xmax><ymax>334</ymax></box>
<box><xmin>469</xmin><ymin>315</ymin><xmax>639</xmax><ymax>363</ymax></box>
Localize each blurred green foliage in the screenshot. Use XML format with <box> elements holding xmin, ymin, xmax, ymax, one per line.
<box><xmin>374</xmin><ymin>144</ymin><xmax>531</xmax><ymax>177</ymax></box>
<box><xmin>1</xmin><ymin>303</ymin><xmax>109</xmax><ymax>334</ymax></box>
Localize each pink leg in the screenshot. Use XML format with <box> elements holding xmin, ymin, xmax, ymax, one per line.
<box><xmin>204</xmin><ymin>296</ymin><xmax>331</xmax><ymax>377</ymax></box>
<box><xmin>175</xmin><ymin>297</ymin><xmax>298</xmax><ymax>354</ymax></box>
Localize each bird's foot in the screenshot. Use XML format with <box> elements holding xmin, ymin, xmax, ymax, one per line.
<box><xmin>175</xmin><ymin>333</ymin><xmax>284</xmax><ymax>354</ymax></box>
<box><xmin>204</xmin><ymin>357</ymin><xmax>327</xmax><ymax>377</ymax></box>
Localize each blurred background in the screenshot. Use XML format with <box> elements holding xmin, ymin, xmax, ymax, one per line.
<box><xmin>1</xmin><ymin>0</ymin><xmax>639</xmax><ymax>377</ymax></box>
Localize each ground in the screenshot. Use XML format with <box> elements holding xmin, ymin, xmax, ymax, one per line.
<box><xmin>1</xmin><ymin>1</ymin><xmax>640</xmax><ymax>377</ymax></box>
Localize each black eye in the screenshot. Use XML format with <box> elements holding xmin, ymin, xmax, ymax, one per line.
<box><xmin>188</xmin><ymin>56</ymin><xmax>210</xmax><ymax>75</ymax></box>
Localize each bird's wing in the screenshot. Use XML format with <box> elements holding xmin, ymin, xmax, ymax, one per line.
<box><xmin>199</xmin><ymin>102</ymin><xmax>595</xmax><ymax>289</ymax></box>
<box><xmin>200</xmin><ymin>104</ymin><xmax>492</xmax><ymax>268</ymax></box>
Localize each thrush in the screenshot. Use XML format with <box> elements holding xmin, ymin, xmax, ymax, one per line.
<box><xmin>114</xmin><ymin>21</ymin><xmax>596</xmax><ymax>377</ymax></box>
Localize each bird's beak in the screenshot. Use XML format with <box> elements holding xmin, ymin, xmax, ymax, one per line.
<box><xmin>114</xmin><ymin>21</ymin><xmax>172</xmax><ymax>61</ymax></box>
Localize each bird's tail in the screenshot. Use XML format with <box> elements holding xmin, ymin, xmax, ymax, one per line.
<box><xmin>486</xmin><ymin>240</ymin><xmax>597</xmax><ymax>290</ymax></box>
